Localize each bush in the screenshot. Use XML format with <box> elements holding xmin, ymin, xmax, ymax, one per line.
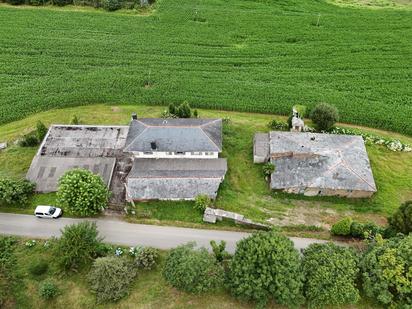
<box><xmin>57</xmin><ymin>169</ymin><xmax>110</xmax><ymax>216</ymax></box>
<box><xmin>5</xmin><ymin>0</ymin><xmax>25</xmax><ymax>5</ymax></box>
<box><xmin>88</xmin><ymin>256</ymin><xmax>136</xmax><ymax>303</ymax></box>
<box><xmin>210</xmin><ymin>240</ymin><xmax>230</xmax><ymax>263</ymax></box>
<box><xmin>349</xmin><ymin>221</ymin><xmax>364</xmax><ymax>238</ymax></box>
<box><xmin>294</xmin><ymin>104</ymin><xmax>307</xmax><ymax>118</ymax></box>
<box><xmin>134</xmin><ymin>247</ymin><xmax>159</xmax><ymax>270</ymax></box>
<box><xmin>18</xmin><ymin>132</ymin><xmax>39</xmax><ymax>147</ymax></box>
<box><xmin>0</xmin><ymin>177</ymin><xmax>35</xmax><ymax>206</ymax></box>
<box><xmin>331</xmin><ymin>217</ymin><xmax>352</xmax><ymax>236</ymax></box>
<box><xmin>0</xmin><ymin>236</ymin><xmax>17</xmax><ymax>307</ymax></box>
<box><xmin>177</xmin><ymin>102</ymin><xmax>191</xmax><ymax>118</ymax></box>
<box><xmin>194</xmin><ymin>194</ymin><xmax>211</xmax><ymax>212</ymax></box>
<box><xmin>70</xmin><ymin>115</ymin><xmax>80</xmax><ymax>125</ymax></box>
<box><xmin>39</xmin><ymin>281</ymin><xmax>59</xmax><ymax>300</ymax></box>
<box><xmin>101</xmin><ymin>0</ymin><xmax>121</xmax><ymax>11</ymax></box>
<box><xmin>267</xmin><ymin>119</ymin><xmax>288</xmax><ymax>131</ymax></box>
<box><xmin>54</xmin><ymin>221</ymin><xmax>103</xmax><ymax>271</ymax></box>
<box><xmin>361</xmin><ymin>235</ymin><xmax>412</xmax><ymax>307</ymax></box>
<box><xmin>388</xmin><ymin>201</ymin><xmax>412</xmax><ymax>235</ymax></box>
<box><xmin>228</xmin><ymin>230</ymin><xmax>304</xmax><ymax>308</ymax></box>
<box><xmin>310</xmin><ymin>103</ymin><xmax>339</xmax><ymax>131</ymax></box>
<box><xmin>52</xmin><ymin>0</ymin><xmax>73</xmax><ymax>6</ymax></box>
<box><xmin>302</xmin><ymin>243</ymin><xmax>360</xmax><ymax>308</ymax></box>
<box><xmin>28</xmin><ymin>259</ymin><xmax>49</xmax><ymax>277</ymax></box>
<box><xmin>163</xmin><ymin>243</ymin><xmax>224</xmax><ymax>293</ymax></box>
<box><xmin>36</xmin><ymin>121</ymin><xmax>48</xmax><ymax>142</ymax></box>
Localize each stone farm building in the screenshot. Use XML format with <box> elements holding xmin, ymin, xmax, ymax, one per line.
<box><xmin>27</xmin><ymin>116</ymin><xmax>227</xmax><ymax>203</ymax></box>
<box><xmin>253</xmin><ymin>131</ymin><xmax>377</xmax><ymax>198</ymax></box>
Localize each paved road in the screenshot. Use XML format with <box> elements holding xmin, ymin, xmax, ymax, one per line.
<box><xmin>0</xmin><ymin>213</ymin><xmax>328</xmax><ymax>253</ymax></box>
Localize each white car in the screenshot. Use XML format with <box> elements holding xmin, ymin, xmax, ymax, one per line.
<box><xmin>34</xmin><ymin>205</ymin><xmax>63</xmax><ymax>219</ymax></box>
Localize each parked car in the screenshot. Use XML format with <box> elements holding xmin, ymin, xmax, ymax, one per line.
<box><xmin>34</xmin><ymin>205</ymin><xmax>63</xmax><ymax>219</ymax></box>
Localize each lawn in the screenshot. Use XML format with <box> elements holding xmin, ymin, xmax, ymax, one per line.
<box><xmin>0</xmin><ymin>0</ymin><xmax>411</xmax><ymax>134</ymax></box>
<box><xmin>3</xmin><ymin>236</ymin><xmax>378</xmax><ymax>309</ymax></box>
<box><xmin>0</xmin><ymin>104</ymin><xmax>411</xmax><ymax>231</ymax></box>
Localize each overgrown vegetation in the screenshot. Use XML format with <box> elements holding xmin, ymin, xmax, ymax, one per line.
<box><xmin>0</xmin><ymin>1</ymin><xmax>411</xmax><ymax>134</ymax></box>
<box><xmin>0</xmin><ymin>177</ymin><xmax>34</xmax><ymax>206</ymax></box>
<box><xmin>388</xmin><ymin>200</ymin><xmax>412</xmax><ymax>235</ymax></box>
<box><xmin>310</xmin><ymin>103</ymin><xmax>339</xmax><ymax>132</ymax></box>
<box><xmin>0</xmin><ymin>236</ymin><xmax>17</xmax><ymax>307</ymax></box>
<box><xmin>57</xmin><ymin>169</ymin><xmax>110</xmax><ymax>216</ymax></box>
<box><xmin>163</xmin><ymin>243</ymin><xmax>224</xmax><ymax>293</ymax></box>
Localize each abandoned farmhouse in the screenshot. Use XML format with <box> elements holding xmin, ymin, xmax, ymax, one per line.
<box><xmin>254</xmin><ymin>131</ymin><xmax>377</xmax><ymax>198</ymax></box>
<box><xmin>27</xmin><ymin>115</ymin><xmax>227</xmax><ymax>202</ymax></box>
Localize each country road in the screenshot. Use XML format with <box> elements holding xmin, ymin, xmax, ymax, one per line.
<box><xmin>0</xmin><ymin>213</ymin><xmax>329</xmax><ymax>253</ymax></box>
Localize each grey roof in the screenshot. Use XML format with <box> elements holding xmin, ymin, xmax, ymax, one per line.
<box><xmin>124</xmin><ymin>118</ymin><xmax>222</xmax><ymax>153</ymax></box>
<box><xmin>39</xmin><ymin>125</ymin><xmax>129</xmax><ymax>158</ymax></box>
<box><xmin>128</xmin><ymin>158</ymin><xmax>227</xmax><ymax>179</ymax></box>
<box><xmin>268</xmin><ymin>132</ymin><xmax>377</xmax><ymax>192</ymax></box>
<box><xmin>26</xmin><ymin>156</ymin><xmax>115</xmax><ymax>192</ymax></box>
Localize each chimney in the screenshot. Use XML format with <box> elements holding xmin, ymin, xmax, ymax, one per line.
<box><xmin>150</xmin><ymin>141</ymin><xmax>157</xmax><ymax>150</ymax></box>
<box><xmin>131</xmin><ymin>113</ymin><xmax>137</xmax><ymax>120</ymax></box>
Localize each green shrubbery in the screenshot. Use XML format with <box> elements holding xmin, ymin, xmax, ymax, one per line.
<box><xmin>388</xmin><ymin>201</ymin><xmax>412</xmax><ymax>235</ymax></box>
<box><xmin>18</xmin><ymin>121</ymin><xmax>48</xmax><ymax>147</ymax></box>
<box><xmin>228</xmin><ymin>230</ymin><xmax>304</xmax><ymax>308</ymax></box>
<box><xmin>57</xmin><ymin>169</ymin><xmax>110</xmax><ymax>216</ymax></box>
<box><xmin>330</xmin><ymin>217</ymin><xmax>352</xmax><ymax>236</ymax></box>
<box><xmin>163</xmin><ymin>243</ymin><xmax>224</xmax><ymax>293</ymax></box>
<box><xmin>88</xmin><ymin>256</ymin><xmax>136</xmax><ymax>303</ymax></box>
<box><xmin>262</xmin><ymin>162</ymin><xmax>275</xmax><ymax>177</ymax></box>
<box><xmin>310</xmin><ymin>103</ymin><xmax>339</xmax><ymax>131</ymax></box>
<box><xmin>302</xmin><ymin>243</ymin><xmax>360</xmax><ymax>308</ymax></box>
<box><xmin>0</xmin><ymin>236</ymin><xmax>17</xmax><ymax>307</ymax></box>
<box><xmin>332</xmin><ymin>217</ymin><xmax>385</xmax><ymax>239</ymax></box>
<box><xmin>0</xmin><ymin>177</ymin><xmax>35</xmax><ymax>206</ymax></box>
<box><xmin>54</xmin><ymin>221</ymin><xmax>103</xmax><ymax>271</ymax></box>
<box><xmin>361</xmin><ymin>235</ymin><xmax>412</xmax><ymax>308</ymax></box>
<box><xmin>3</xmin><ymin>0</ymin><xmax>154</xmax><ymax>10</ymax></box>
<box><xmin>39</xmin><ymin>280</ymin><xmax>59</xmax><ymax>300</ymax></box>
<box><xmin>134</xmin><ymin>246</ymin><xmax>158</xmax><ymax>270</ymax></box>
<box><xmin>164</xmin><ymin>102</ymin><xmax>194</xmax><ymax>118</ymax></box>
<box><xmin>194</xmin><ymin>194</ymin><xmax>211</xmax><ymax>212</ymax></box>
<box><xmin>267</xmin><ymin>119</ymin><xmax>288</xmax><ymax>131</ymax></box>
<box><xmin>101</xmin><ymin>0</ymin><xmax>120</xmax><ymax>11</ymax></box>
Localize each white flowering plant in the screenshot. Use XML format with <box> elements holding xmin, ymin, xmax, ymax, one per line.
<box><xmin>115</xmin><ymin>247</ymin><xmax>124</xmax><ymax>256</ymax></box>
<box><xmin>25</xmin><ymin>239</ymin><xmax>36</xmax><ymax>248</ymax></box>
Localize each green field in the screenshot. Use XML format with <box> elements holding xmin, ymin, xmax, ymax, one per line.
<box><xmin>1</xmin><ymin>104</ymin><xmax>411</xmax><ymax>233</ymax></box>
<box><xmin>0</xmin><ymin>0</ymin><xmax>411</xmax><ymax>134</ymax></box>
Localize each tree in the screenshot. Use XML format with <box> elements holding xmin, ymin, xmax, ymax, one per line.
<box><xmin>88</xmin><ymin>256</ymin><xmax>136</xmax><ymax>303</ymax></box>
<box><xmin>302</xmin><ymin>243</ymin><xmax>360</xmax><ymax>308</ymax></box>
<box><xmin>54</xmin><ymin>221</ymin><xmax>103</xmax><ymax>271</ymax></box>
<box><xmin>227</xmin><ymin>230</ymin><xmax>304</xmax><ymax>308</ymax></box>
<box><xmin>36</xmin><ymin>121</ymin><xmax>48</xmax><ymax>142</ymax></box>
<box><xmin>310</xmin><ymin>103</ymin><xmax>339</xmax><ymax>131</ymax></box>
<box><xmin>57</xmin><ymin>169</ymin><xmax>110</xmax><ymax>216</ymax></box>
<box><xmin>361</xmin><ymin>234</ymin><xmax>412</xmax><ymax>307</ymax></box>
<box><xmin>163</xmin><ymin>243</ymin><xmax>224</xmax><ymax>293</ymax></box>
<box><xmin>388</xmin><ymin>201</ymin><xmax>412</xmax><ymax>234</ymax></box>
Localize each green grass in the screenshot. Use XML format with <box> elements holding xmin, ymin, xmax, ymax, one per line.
<box><xmin>0</xmin><ymin>0</ymin><xmax>411</xmax><ymax>134</ymax></box>
<box><xmin>4</xmin><ymin>236</ymin><xmax>378</xmax><ymax>309</ymax></box>
<box><xmin>0</xmin><ymin>104</ymin><xmax>411</xmax><ymax>230</ymax></box>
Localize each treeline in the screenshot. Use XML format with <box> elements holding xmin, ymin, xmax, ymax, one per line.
<box><xmin>0</xmin><ymin>0</ymin><xmax>154</xmax><ymax>11</ymax></box>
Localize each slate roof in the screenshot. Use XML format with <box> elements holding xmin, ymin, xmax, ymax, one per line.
<box><xmin>268</xmin><ymin>132</ymin><xmax>377</xmax><ymax>193</ymax></box>
<box><xmin>124</xmin><ymin>118</ymin><xmax>222</xmax><ymax>153</ymax></box>
<box><xmin>128</xmin><ymin>158</ymin><xmax>227</xmax><ymax>179</ymax></box>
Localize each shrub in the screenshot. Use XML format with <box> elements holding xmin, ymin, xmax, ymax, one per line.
<box><xmin>28</xmin><ymin>259</ymin><xmax>49</xmax><ymax>277</ymax></box>
<box><xmin>70</xmin><ymin>115</ymin><xmax>80</xmax><ymax>125</ymax></box>
<box><xmin>361</xmin><ymin>235</ymin><xmax>412</xmax><ymax>307</ymax></box>
<box><xmin>101</xmin><ymin>0</ymin><xmax>121</xmax><ymax>11</ymax></box>
<box><xmin>163</xmin><ymin>243</ymin><xmax>224</xmax><ymax>293</ymax></box>
<box><xmin>228</xmin><ymin>230</ymin><xmax>304</xmax><ymax>308</ymax></box>
<box><xmin>57</xmin><ymin>169</ymin><xmax>110</xmax><ymax>216</ymax></box>
<box><xmin>89</xmin><ymin>256</ymin><xmax>136</xmax><ymax>303</ymax></box>
<box><xmin>54</xmin><ymin>221</ymin><xmax>103</xmax><ymax>271</ymax></box>
<box><xmin>194</xmin><ymin>194</ymin><xmax>211</xmax><ymax>212</ymax></box>
<box><xmin>331</xmin><ymin>217</ymin><xmax>352</xmax><ymax>236</ymax></box>
<box><xmin>39</xmin><ymin>281</ymin><xmax>59</xmax><ymax>300</ymax></box>
<box><xmin>0</xmin><ymin>236</ymin><xmax>17</xmax><ymax>307</ymax></box>
<box><xmin>210</xmin><ymin>240</ymin><xmax>230</xmax><ymax>263</ymax></box>
<box><xmin>388</xmin><ymin>201</ymin><xmax>412</xmax><ymax>235</ymax></box>
<box><xmin>36</xmin><ymin>121</ymin><xmax>48</xmax><ymax>142</ymax></box>
<box><xmin>52</xmin><ymin>0</ymin><xmax>73</xmax><ymax>6</ymax></box>
<box><xmin>0</xmin><ymin>177</ymin><xmax>35</xmax><ymax>206</ymax></box>
<box><xmin>134</xmin><ymin>247</ymin><xmax>159</xmax><ymax>270</ymax></box>
<box><xmin>267</xmin><ymin>119</ymin><xmax>288</xmax><ymax>131</ymax></box>
<box><xmin>262</xmin><ymin>162</ymin><xmax>275</xmax><ymax>177</ymax></box>
<box><xmin>310</xmin><ymin>103</ymin><xmax>339</xmax><ymax>131</ymax></box>
<box><xmin>294</xmin><ymin>104</ymin><xmax>307</xmax><ymax>118</ymax></box>
<box><xmin>6</xmin><ymin>0</ymin><xmax>25</xmax><ymax>5</ymax></box>
<box><xmin>193</xmin><ymin>109</ymin><xmax>198</xmax><ymax>118</ymax></box>
<box><xmin>177</xmin><ymin>102</ymin><xmax>191</xmax><ymax>118</ymax></box>
<box><xmin>302</xmin><ymin>243</ymin><xmax>360</xmax><ymax>308</ymax></box>
<box><xmin>349</xmin><ymin>221</ymin><xmax>365</xmax><ymax>238</ymax></box>
<box><xmin>168</xmin><ymin>103</ymin><xmax>177</xmax><ymax>116</ymax></box>
<box><xmin>18</xmin><ymin>132</ymin><xmax>39</xmax><ymax>147</ymax></box>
